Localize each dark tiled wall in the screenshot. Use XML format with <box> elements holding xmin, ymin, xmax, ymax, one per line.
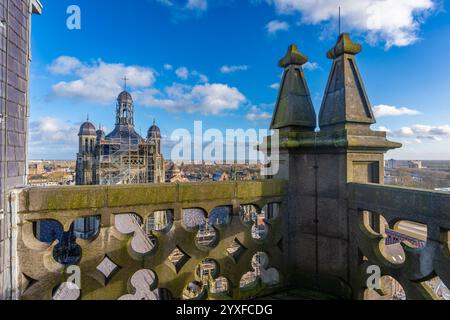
<box><xmin>0</xmin><ymin>0</ymin><xmax>31</xmax><ymax>299</ymax></box>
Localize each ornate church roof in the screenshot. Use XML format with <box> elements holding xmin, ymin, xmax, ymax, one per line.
<box><xmin>78</xmin><ymin>121</ymin><xmax>96</xmax><ymax>136</ymax></box>
<box><xmin>147</xmin><ymin>120</ymin><xmax>161</xmax><ymax>139</ymax></box>
<box><xmin>118</xmin><ymin>90</ymin><xmax>133</xmax><ymax>103</ymax></box>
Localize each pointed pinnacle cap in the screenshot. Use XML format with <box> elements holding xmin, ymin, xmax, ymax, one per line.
<box><xmin>327</xmin><ymin>33</ymin><xmax>362</xmax><ymax>60</ymax></box>
<box><xmin>278</xmin><ymin>44</ymin><xmax>308</xmax><ymax>68</ymax></box>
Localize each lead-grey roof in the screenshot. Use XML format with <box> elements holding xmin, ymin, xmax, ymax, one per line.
<box><xmin>79</xmin><ymin>121</ymin><xmax>96</xmax><ymax>136</ymax></box>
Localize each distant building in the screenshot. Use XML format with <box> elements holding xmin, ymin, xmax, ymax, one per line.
<box><xmin>385</xmin><ymin>159</ymin><xmax>397</xmax><ymax>169</ymax></box>
<box><xmin>166</xmin><ymin>162</ymin><xmax>188</xmax><ymax>183</ymax></box>
<box><xmin>408</xmin><ymin>160</ymin><xmax>423</xmax><ymax>169</ymax></box>
<box><xmin>28</xmin><ymin>161</ymin><xmax>45</xmax><ymax>175</ymax></box>
<box><xmin>76</xmin><ymin>90</ymin><xmax>165</xmax><ymax>185</ymax></box>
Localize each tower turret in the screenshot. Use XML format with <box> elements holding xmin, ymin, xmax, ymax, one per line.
<box><xmin>319</xmin><ymin>33</ymin><xmax>375</xmax><ymax>131</ymax></box>
<box><xmin>116</xmin><ymin>90</ymin><xmax>134</xmax><ymax>126</ymax></box>
<box><xmin>271</xmin><ymin>44</ymin><xmax>317</xmax><ymax>132</ymax></box>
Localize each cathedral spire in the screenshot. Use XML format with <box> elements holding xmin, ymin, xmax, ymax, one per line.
<box><xmin>319</xmin><ymin>33</ymin><xmax>375</xmax><ymax>130</ymax></box>
<box><xmin>270</xmin><ymin>44</ymin><xmax>316</xmax><ymax>131</ymax></box>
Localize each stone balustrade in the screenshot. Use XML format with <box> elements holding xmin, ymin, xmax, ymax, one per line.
<box><xmin>10</xmin><ymin>180</ymin><xmax>287</xmax><ymax>300</ymax></box>
<box><xmin>348</xmin><ymin>183</ymin><xmax>450</xmax><ymax>300</ymax></box>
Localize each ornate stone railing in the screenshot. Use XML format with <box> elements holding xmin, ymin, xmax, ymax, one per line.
<box><xmin>348</xmin><ymin>183</ymin><xmax>450</xmax><ymax>300</ymax></box>
<box><xmin>11</xmin><ymin>180</ymin><xmax>287</xmax><ymax>300</ymax></box>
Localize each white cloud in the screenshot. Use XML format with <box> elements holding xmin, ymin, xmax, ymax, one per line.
<box><xmin>220</xmin><ymin>65</ymin><xmax>249</xmax><ymax>74</ymax></box>
<box><xmin>245</xmin><ymin>106</ymin><xmax>272</xmax><ymax>121</ymax></box>
<box><xmin>164</xmin><ymin>64</ymin><xmax>173</xmax><ymax>70</ymax></box>
<box><xmin>29</xmin><ymin>117</ymin><xmax>79</xmax><ymax>158</ymax></box>
<box><xmin>392</xmin><ymin>124</ymin><xmax>450</xmax><ymax>140</ymax></box>
<box><xmin>267</xmin><ymin>0</ymin><xmax>436</xmax><ymax>48</ymax></box>
<box><xmin>265</xmin><ymin>19</ymin><xmax>289</xmax><ymax>34</ymax></box>
<box><xmin>191</xmin><ymin>70</ymin><xmax>209</xmax><ymax>83</ymax></box>
<box><xmin>269</xmin><ymin>83</ymin><xmax>280</xmax><ymax>90</ymax></box>
<box><xmin>175</xmin><ymin>67</ymin><xmax>189</xmax><ymax>80</ymax></box>
<box><xmin>49</xmin><ymin>56</ymin><xmax>156</xmax><ymax>104</ymax></box>
<box><xmin>373</xmin><ymin>104</ymin><xmax>421</xmax><ymax>117</ymax></box>
<box><xmin>304</xmin><ymin>62</ymin><xmax>319</xmax><ymax>71</ymax></box>
<box><xmin>48</xmin><ymin>56</ymin><xmax>82</xmax><ymax>75</ymax></box>
<box><xmin>186</xmin><ymin>0</ymin><xmax>208</xmax><ymax>11</ymax></box>
<box><xmin>374</xmin><ymin>126</ymin><xmax>391</xmax><ymax>133</ymax></box>
<box><xmin>136</xmin><ymin>83</ymin><xmax>246</xmax><ymax>115</ymax></box>
<box><xmin>174</xmin><ymin>67</ymin><xmax>208</xmax><ymax>82</ymax></box>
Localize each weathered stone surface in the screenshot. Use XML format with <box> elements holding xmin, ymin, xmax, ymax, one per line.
<box><xmin>13</xmin><ymin>180</ymin><xmax>287</xmax><ymax>300</ymax></box>
<box><xmin>271</xmin><ymin>44</ymin><xmax>316</xmax><ymax>131</ymax></box>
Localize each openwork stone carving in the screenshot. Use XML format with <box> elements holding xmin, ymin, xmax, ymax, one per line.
<box><xmin>16</xmin><ymin>181</ymin><xmax>286</xmax><ymax>300</ymax></box>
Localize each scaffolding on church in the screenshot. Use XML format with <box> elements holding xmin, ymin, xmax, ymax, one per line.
<box><xmin>97</xmin><ymin>135</ymin><xmax>150</xmax><ymax>185</ymax></box>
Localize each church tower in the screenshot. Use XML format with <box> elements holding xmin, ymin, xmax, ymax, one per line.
<box><xmin>147</xmin><ymin>120</ymin><xmax>165</xmax><ymax>183</ymax></box>
<box><xmin>76</xmin><ymin>118</ymin><xmax>97</xmax><ymax>185</ymax></box>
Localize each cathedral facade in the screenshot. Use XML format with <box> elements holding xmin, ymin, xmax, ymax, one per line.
<box><xmin>76</xmin><ymin>90</ymin><xmax>165</xmax><ymax>185</ymax></box>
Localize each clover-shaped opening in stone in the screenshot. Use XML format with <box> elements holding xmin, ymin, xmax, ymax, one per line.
<box><xmin>34</xmin><ymin>216</ymin><xmax>100</xmax><ymax>266</ymax></box>
<box><xmin>196</xmin><ymin>224</ymin><xmax>218</xmax><ymax>249</ymax></box>
<box><xmin>420</xmin><ymin>275</ymin><xmax>450</xmax><ymax>300</ymax></box>
<box><xmin>52</xmin><ymin>282</ymin><xmax>81</xmax><ymax>300</ymax></box>
<box><xmin>119</xmin><ymin>269</ymin><xmax>165</xmax><ymax>300</ymax></box>
<box><xmin>146</xmin><ymin>209</ymin><xmax>173</xmax><ymax>234</ymax></box>
<box><xmin>97</xmin><ymin>255</ymin><xmax>120</xmax><ymax>283</ymax></box>
<box><xmin>52</xmin><ymin>223</ymin><xmax>82</xmax><ymax>266</ymax></box>
<box><xmin>262</xmin><ymin>202</ymin><xmax>280</xmax><ymax>221</ymax></box>
<box><xmin>167</xmin><ymin>246</ymin><xmax>191</xmax><ymax>273</ymax></box>
<box><xmin>251</xmin><ymin>222</ymin><xmax>269</xmax><ymax>241</ymax></box>
<box><xmin>115</xmin><ymin>213</ymin><xmax>156</xmax><ymax>255</ymax></box>
<box><xmin>252</xmin><ymin>251</ymin><xmax>269</xmax><ymax>270</ymax></box>
<box><xmin>240</xmin><ymin>252</ymin><xmax>279</xmax><ymax>289</ymax></box>
<box><xmin>240</xmin><ymin>204</ymin><xmax>269</xmax><ymax>241</ymax></box>
<box><xmin>182</xmin><ymin>281</ymin><xmax>206</xmax><ymax>300</ymax></box>
<box><xmin>363</xmin><ymin>275</ymin><xmax>405</xmax><ymax>300</ymax></box>
<box><xmin>195</xmin><ymin>258</ymin><xmax>219</xmax><ymax>286</ymax></box>
<box><xmin>182</xmin><ymin>208</ymin><xmax>218</xmax><ymax>249</ymax></box>
<box><xmin>226</xmin><ymin>238</ymin><xmax>247</xmax><ymax>263</ymax></box>
<box><xmin>253</xmin><ymin>252</ymin><xmax>280</xmax><ymax>286</ymax></box>
<box><xmin>362</xmin><ymin>211</ymin><xmax>406</xmax><ymax>265</ymax></box>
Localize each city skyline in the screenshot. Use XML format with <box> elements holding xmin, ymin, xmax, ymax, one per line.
<box><xmin>29</xmin><ymin>0</ymin><xmax>450</xmax><ymax>160</ymax></box>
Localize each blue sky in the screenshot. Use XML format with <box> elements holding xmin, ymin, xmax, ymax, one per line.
<box><xmin>29</xmin><ymin>0</ymin><xmax>450</xmax><ymax>160</ymax></box>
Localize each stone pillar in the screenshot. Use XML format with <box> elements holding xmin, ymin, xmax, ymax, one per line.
<box><xmin>0</xmin><ymin>0</ymin><xmax>41</xmax><ymax>300</ymax></box>
<box><xmin>273</xmin><ymin>34</ymin><xmax>401</xmax><ymax>298</ymax></box>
